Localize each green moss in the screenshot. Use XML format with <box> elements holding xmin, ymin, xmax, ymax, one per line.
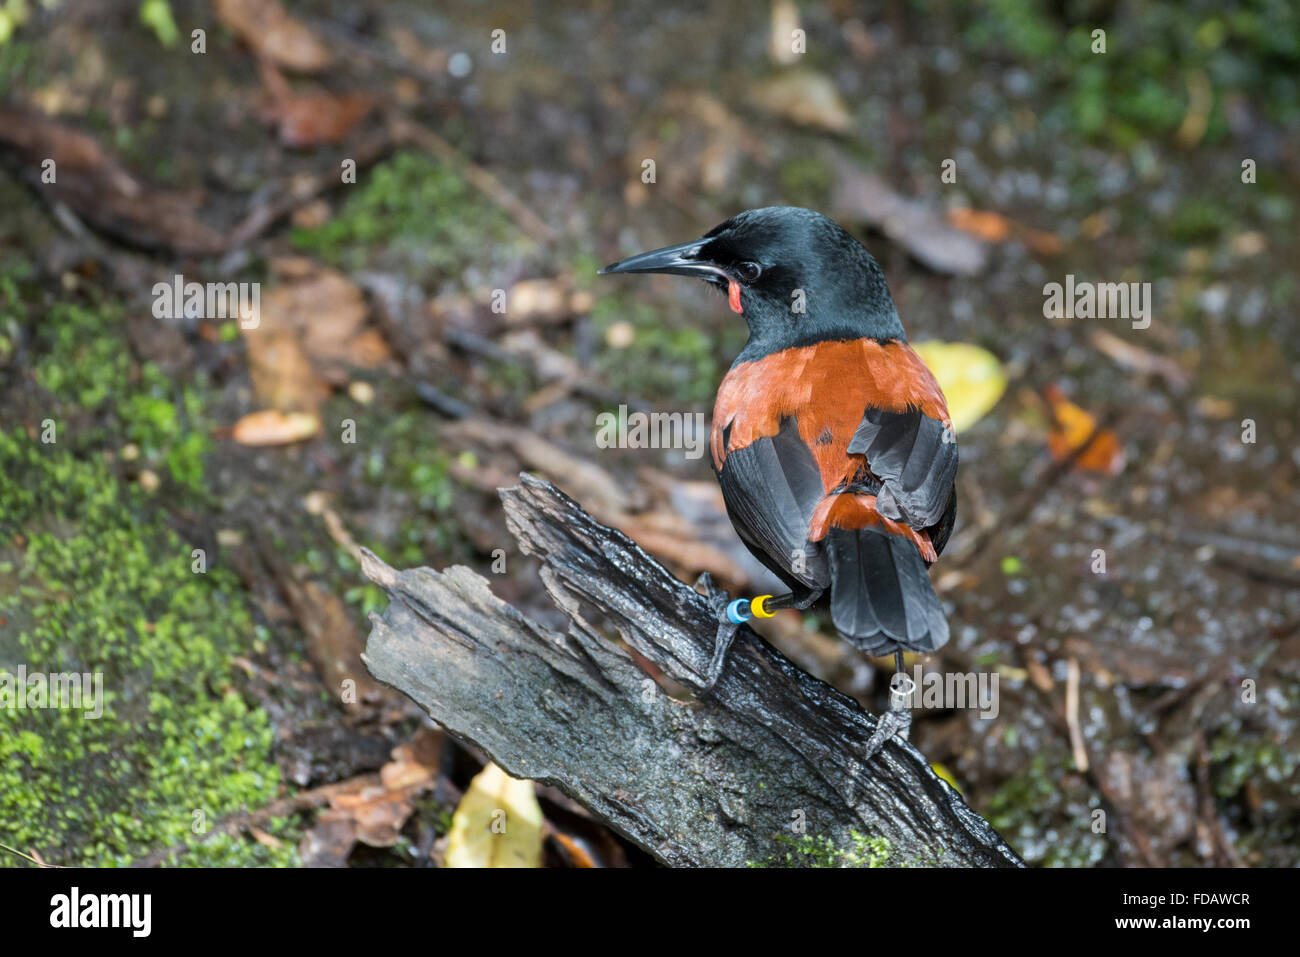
<box><xmin>29</xmin><ymin>300</ymin><xmax>210</xmax><ymax>495</ymax></box>
<box><xmin>748</xmin><ymin>831</ymin><xmax>892</xmax><ymax>868</ymax></box>
<box><xmin>0</xmin><ymin>429</ymin><xmax>292</xmax><ymax>866</ymax></box>
<box><xmin>952</xmin><ymin>0</ymin><xmax>1300</xmax><ymax>145</ymax></box>
<box><xmin>1208</xmin><ymin>685</ymin><xmax>1299</xmax><ymax>866</ymax></box>
<box><xmin>291</xmin><ymin>151</ymin><xmax>531</xmax><ymax>285</ymax></box>
<box><xmin>0</xmin><ymin>280</ymin><xmax>293</xmax><ymax>866</ymax></box>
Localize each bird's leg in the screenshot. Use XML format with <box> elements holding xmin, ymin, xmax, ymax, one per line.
<box><xmin>694</xmin><ymin>581</ymin><xmax>820</xmax><ymax>691</ymax></box>
<box><xmin>861</xmin><ymin>650</ymin><xmax>916</xmax><ymax>763</ymax></box>
<box><xmin>694</xmin><ymin>572</ymin><xmax>740</xmax><ymax>692</ymax></box>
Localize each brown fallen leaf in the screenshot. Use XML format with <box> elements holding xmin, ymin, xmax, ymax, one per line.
<box><xmin>264</xmin><ymin>260</ymin><xmax>375</xmax><ymax>383</ymax></box>
<box><xmin>503</xmin><ymin>278</ymin><xmax>594</xmax><ymax>325</ymax></box>
<box><xmin>215</xmin><ymin>0</ymin><xmax>332</xmax><ymax>73</ymax></box>
<box><xmin>831</xmin><ymin>161</ymin><xmax>988</xmax><ymax>276</ymax></box>
<box><xmin>243</xmin><ymin>325</ymin><xmax>330</xmax><ymax>413</ymax></box>
<box><xmin>328</xmin><ymin>788</ymin><xmax>414</xmax><ymax>848</ymax></box>
<box><xmin>0</xmin><ymin>103</ymin><xmax>224</xmax><ymax>254</ymax></box>
<box><xmin>298</xmin><ymin>812</ymin><xmax>357</xmax><ymax>867</ymax></box>
<box><xmin>946</xmin><ymin>207</ymin><xmax>1063</xmax><ymax>256</ymax></box>
<box><xmin>279</xmin><ymin>578</ymin><xmax>384</xmax><ymax>707</ymax></box>
<box><xmin>297</xmin><ymin>730</ymin><xmax>441</xmax><ymax>865</ymax></box>
<box><xmin>257</xmin><ymin>57</ymin><xmax>374</xmax><ymax>147</ymax></box>
<box><xmin>228</xmin><ymin>409</ymin><xmax>321</xmax><ymax>446</ymax></box>
<box><xmin>274</xmin><ymin>90</ymin><xmax>375</xmax><ymax>148</ymax></box>
<box><xmin>752</xmin><ymin>70</ymin><xmax>853</xmax><ymax>133</ymax></box>
<box><xmin>242</xmin><ymin>260</ymin><xmax>386</xmax><ymax>412</ymax></box>
<box><xmin>1043</xmin><ymin>385</ymin><xmax>1126</xmax><ymax>475</ymax></box>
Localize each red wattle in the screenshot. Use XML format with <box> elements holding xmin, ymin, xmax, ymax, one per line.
<box><xmin>728</xmin><ymin>280</ymin><xmax>743</xmax><ymax>314</ymax></box>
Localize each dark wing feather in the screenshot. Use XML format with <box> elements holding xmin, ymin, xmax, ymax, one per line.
<box><xmin>848</xmin><ymin>406</ymin><xmax>958</xmax><ymax>531</ymax></box>
<box><xmin>714</xmin><ymin>417</ymin><xmax>828</xmax><ymax>599</ymax></box>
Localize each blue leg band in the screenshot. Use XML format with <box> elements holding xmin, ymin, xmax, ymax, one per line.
<box><xmin>725</xmin><ymin>598</ymin><xmax>751</xmax><ymax>624</ymax></box>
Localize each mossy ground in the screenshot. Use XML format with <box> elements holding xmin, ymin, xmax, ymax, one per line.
<box><xmin>0</xmin><ymin>286</ymin><xmax>296</xmax><ymax>866</ymax></box>
<box><xmin>0</xmin><ymin>146</ymin><xmax>501</xmax><ymax>864</ymax></box>
<box><xmin>291</xmin><ymin>150</ymin><xmax>532</xmax><ymax>288</ymax></box>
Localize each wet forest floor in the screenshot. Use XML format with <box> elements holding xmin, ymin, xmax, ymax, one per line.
<box><xmin>0</xmin><ymin>0</ymin><xmax>1297</xmax><ymax>867</ymax></box>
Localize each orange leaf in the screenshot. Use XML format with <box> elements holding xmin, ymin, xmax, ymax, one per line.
<box><xmin>947</xmin><ymin>207</ymin><xmax>1063</xmax><ymax>256</ymax></box>
<box><xmin>1043</xmin><ymin>385</ymin><xmax>1124</xmax><ymax>475</ymax></box>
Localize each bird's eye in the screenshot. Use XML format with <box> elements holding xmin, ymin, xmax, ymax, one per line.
<box><xmin>735</xmin><ymin>261</ymin><xmax>762</xmax><ymax>283</ymax></box>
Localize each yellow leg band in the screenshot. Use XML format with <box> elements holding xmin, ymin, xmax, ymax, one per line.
<box><xmin>750</xmin><ymin>595</ymin><xmax>776</xmax><ymax>618</ymax></box>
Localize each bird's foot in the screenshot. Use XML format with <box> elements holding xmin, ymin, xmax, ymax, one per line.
<box><xmin>861</xmin><ymin>669</ymin><xmax>917</xmax><ymax>763</ymax></box>
<box><xmin>861</xmin><ymin>707</ymin><xmax>912</xmax><ymax>764</ymax></box>
<box><xmin>695</xmin><ymin>572</ymin><xmax>740</xmax><ymax>693</ymax></box>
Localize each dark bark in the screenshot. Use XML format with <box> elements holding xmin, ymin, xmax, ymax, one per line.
<box><xmin>361</xmin><ymin>474</ymin><xmax>1023</xmax><ymax>868</ymax></box>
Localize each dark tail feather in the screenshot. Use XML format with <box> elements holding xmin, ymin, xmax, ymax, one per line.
<box><xmin>824</xmin><ymin>525</ymin><xmax>949</xmax><ymax>654</ymax></box>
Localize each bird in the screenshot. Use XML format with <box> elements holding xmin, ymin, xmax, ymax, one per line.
<box><xmin>599</xmin><ymin>206</ymin><xmax>957</xmax><ymax>761</ymax></box>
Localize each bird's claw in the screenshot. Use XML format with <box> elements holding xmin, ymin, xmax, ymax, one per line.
<box><xmin>695</xmin><ymin>572</ymin><xmax>738</xmax><ymax>693</ymax></box>
<box><xmin>861</xmin><ymin>705</ymin><xmax>912</xmax><ymax>764</ymax></box>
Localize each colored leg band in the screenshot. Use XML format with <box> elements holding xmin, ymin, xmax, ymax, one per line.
<box><xmin>750</xmin><ymin>595</ymin><xmax>775</xmax><ymax>618</ymax></box>
<box><xmin>725</xmin><ymin>598</ymin><xmax>751</xmax><ymax>624</ymax></box>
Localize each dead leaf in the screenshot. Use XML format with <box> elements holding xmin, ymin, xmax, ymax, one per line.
<box><xmin>946</xmin><ymin>207</ymin><xmax>1063</xmax><ymax>256</ymax></box>
<box><xmin>329</xmin><ymin>788</ymin><xmax>414</xmax><ymax>848</ymax></box>
<box><xmin>831</xmin><ymin>162</ymin><xmax>988</xmax><ymax>276</ymax></box>
<box><xmin>446</xmin><ymin>763</ymin><xmax>544</xmax><ymax>868</ymax></box>
<box><xmin>503</xmin><ymin>278</ymin><xmax>594</xmax><ymax>324</ymax></box>
<box><xmin>277</xmin><ymin>577</ymin><xmax>383</xmax><ymax>706</ymax></box>
<box><xmin>270</xmin><ymin>260</ymin><xmax>379</xmax><ymax>381</ymax></box>
<box><xmin>910</xmin><ymin>341</ymin><xmax>1006</xmax><ymax>433</ymax></box>
<box><xmin>215</xmin><ymin>0</ymin><xmax>332</xmax><ymax>72</ymax></box>
<box><xmin>753</xmin><ymin>70</ymin><xmax>852</xmax><ymax>133</ymax></box>
<box><xmin>0</xmin><ymin>103</ymin><xmax>224</xmax><ymax>254</ymax></box>
<box><xmin>243</xmin><ymin>326</ymin><xmax>330</xmax><ymax>413</ymax></box>
<box><xmin>298</xmin><ymin>812</ymin><xmax>356</xmax><ymax>867</ymax></box>
<box><xmin>297</xmin><ymin>731</ymin><xmax>441</xmax><ymax>865</ymax></box>
<box><xmin>229</xmin><ymin>409</ymin><xmax>321</xmax><ymax>446</ymax></box>
<box><xmin>242</xmin><ymin>260</ymin><xmax>385</xmax><ymax>412</ymax></box>
<box><xmin>275</xmin><ymin>90</ymin><xmax>375</xmax><ymax>148</ymax></box>
<box><xmin>1043</xmin><ymin>385</ymin><xmax>1126</xmax><ymax>475</ymax></box>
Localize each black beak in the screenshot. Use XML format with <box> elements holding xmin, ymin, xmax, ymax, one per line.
<box><xmin>598</xmin><ymin>238</ymin><xmax>724</xmax><ymax>280</ymax></box>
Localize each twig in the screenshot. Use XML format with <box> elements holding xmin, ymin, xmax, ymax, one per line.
<box><xmin>1065</xmin><ymin>657</ymin><xmax>1088</xmax><ymax>772</ymax></box>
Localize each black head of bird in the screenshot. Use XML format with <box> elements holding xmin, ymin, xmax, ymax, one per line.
<box><xmin>599</xmin><ymin>206</ymin><xmax>906</xmax><ymax>354</ymax></box>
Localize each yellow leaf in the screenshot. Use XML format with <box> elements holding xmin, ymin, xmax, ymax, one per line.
<box><xmin>445</xmin><ymin>763</ymin><xmax>544</xmax><ymax>868</ymax></box>
<box><xmin>911</xmin><ymin>340</ymin><xmax>1006</xmax><ymax>433</ymax></box>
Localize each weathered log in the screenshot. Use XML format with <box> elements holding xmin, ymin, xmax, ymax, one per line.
<box><xmin>360</xmin><ymin>474</ymin><xmax>1023</xmax><ymax>867</ymax></box>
